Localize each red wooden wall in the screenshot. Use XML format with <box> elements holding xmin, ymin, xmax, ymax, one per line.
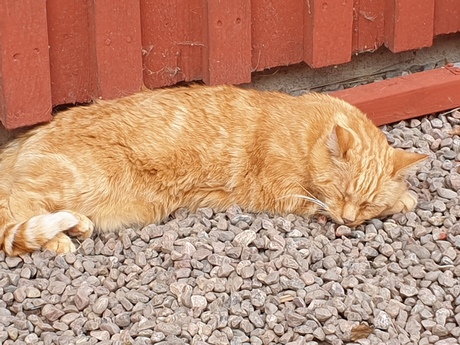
<box><xmin>0</xmin><ymin>0</ymin><xmax>459</xmax><ymax>129</ymax></box>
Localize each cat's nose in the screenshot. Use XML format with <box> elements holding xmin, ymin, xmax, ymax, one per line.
<box><xmin>342</xmin><ymin>218</ymin><xmax>355</xmax><ymax>225</ymax></box>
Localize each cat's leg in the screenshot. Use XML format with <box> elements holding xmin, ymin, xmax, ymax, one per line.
<box><xmin>44</xmin><ymin>211</ymin><xmax>95</xmax><ymax>254</ymax></box>
<box><xmin>379</xmin><ymin>190</ymin><xmax>418</xmax><ymax>217</ymax></box>
<box><xmin>64</xmin><ymin>211</ymin><xmax>95</xmax><ymax>240</ymax></box>
<box><xmin>42</xmin><ymin>213</ymin><xmax>94</xmax><ymax>253</ymax></box>
<box><xmin>1</xmin><ymin>152</ymin><xmax>96</xmax><ymax>255</ymax></box>
<box><xmin>27</xmin><ymin>211</ymin><xmax>95</xmax><ymax>254</ymax></box>
<box><xmin>1</xmin><ymin>211</ymin><xmax>78</xmax><ymax>256</ymax></box>
<box><xmin>1</xmin><ymin>210</ymin><xmax>94</xmax><ymax>256</ymax></box>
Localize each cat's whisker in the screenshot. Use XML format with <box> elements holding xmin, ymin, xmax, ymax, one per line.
<box><xmin>277</xmin><ymin>194</ymin><xmax>329</xmax><ymax>210</ymax></box>
<box><xmin>293</xmin><ymin>183</ymin><xmax>329</xmax><ymax>208</ymax></box>
<box><xmin>294</xmin><ymin>182</ymin><xmax>317</xmax><ymax>199</ymax></box>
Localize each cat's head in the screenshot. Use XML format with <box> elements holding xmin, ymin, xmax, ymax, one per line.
<box><xmin>315</xmin><ymin>124</ymin><xmax>428</xmax><ymax>227</ymax></box>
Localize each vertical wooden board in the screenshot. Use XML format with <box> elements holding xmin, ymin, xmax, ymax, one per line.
<box><xmin>92</xmin><ymin>0</ymin><xmax>143</xmax><ymax>99</ymax></box>
<box><xmin>304</xmin><ymin>0</ymin><xmax>354</xmax><ymax>68</ymax></box>
<box><xmin>352</xmin><ymin>0</ymin><xmax>385</xmax><ymax>53</ymax></box>
<box><xmin>384</xmin><ymin>0</ymin><xmax>435</xmax><ymax>53</ymax></box>
<box><xmin>434</xmin><ymin>0</ymin><xmax>460</xmax><ymax>35</ymax></box>
<box><xmin>251</xmin><ymin>0</ymin><xmax>304</xmax><ymax>71</ymax></box>
<box><xmin>202</xmin><ymin>0</ymin><xmax>252</xmax><ymax>85</ymax></box>
<box><xmin>47</xmin><ymin>0</ymin><xmax>97</xmax><ymax>106</ymax></box>
<box><xmin>0</xmin><ymin>0</ymin><xmax>52</xmax><ymax>129</ymax></box>
<box><xmin>140</xmin><ymin>0</ymin><xmax>203</xmax><ymax>89</ymax></box>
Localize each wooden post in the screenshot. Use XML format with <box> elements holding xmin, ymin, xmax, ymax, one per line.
<box><xmin>332</xmin><ymin>66</ymin><xmax>460</xmax><ymax>126</ymax></box>
<box><xmin>0</xmin><ymin>0</ymin><xmax>52</xmax><ymax>129</ymax></box>
<box><xmin>304</xmin><ymin>0</ymin><xmax>354</xmax><ymax>68</ymax></box>
<box><xmin>251</xmin><ymin>0</ymin><xmax>304</xmax><ymax>71</ymax></box>
<box><xmin>47</xmin><ymin>0</ymin><xmax>97</xmax><ymax>105</ymax></box>
<box><xmin>384</xmin><ymin>0</ymin><xmax>435</xmax><ymax>52</ymax></box>
<box><xmin>202</xmin><ymin>0</ymin><xmax>252</xmax><ymax>85</ymax></box>
<box><xmin>352</xmin><ymin>0</ymin><xmax>385</xmax><ymax>53</ymax></box>
<box><xmin>140</xmin><ymin>0</ymin><xmax>203</xmax><ymax>88</ymax></box>
<box><xmin>434</xmin><ymin>0</ymin><xmax>460</xmax><ymax>35</ymax></box>
<box><xmin>91</xmin><ymin>0</ymin><xmax>143</xmax><ymax>99</ymax></box>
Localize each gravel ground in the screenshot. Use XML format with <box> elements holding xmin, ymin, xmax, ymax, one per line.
<box><xmin>1</xmin><ymin>108</ymin><xmax>460</xmax><ymax>345</ymax></box>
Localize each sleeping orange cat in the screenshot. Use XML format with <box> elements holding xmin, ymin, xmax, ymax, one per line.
<box><xmin>0</xmin><ymin>85</ymin><xmax>427</xmax><ymax>255</ymax></box>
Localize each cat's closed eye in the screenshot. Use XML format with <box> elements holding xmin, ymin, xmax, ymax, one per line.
<box><xmin>360</xmin><ymin>203</ymin><xmax>385</xmax><ymax>215</ymax></box>
<box><xmin>359</xmin><ymin>202</ymin><xmax>372</xmax><ymax>209</ymax></box>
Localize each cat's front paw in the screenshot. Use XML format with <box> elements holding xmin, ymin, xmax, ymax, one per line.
<box><xmin>66</xmin><ymin>212</ymin><xmax>95</xmax><ymax>239</ymax></box>
<box><xmin>41</xmin><ymin>212</ymin><xmax>94</xmax><ymax>254</ymax></box>
<box><xmin>379</xmin><ymin>190</ymin><xmax>418</xmax><ymax>217</ymax></box>
<box><xmin>399</xmin><ymin>190</ymin><xmax>418</xmax><ymax>212</ymax></box>
<box><xmin>43</xmin><ymin>233</ymin><xmax>76</xmax><ymax>254</ymax></box>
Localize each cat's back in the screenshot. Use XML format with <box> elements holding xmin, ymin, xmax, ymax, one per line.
<box><xmin>23</xmin><ymin>86</ymin><xmax>267</xmax><ymax>143</ymax></box>
<box><xmin>20</xmin><ymin>85</ymin><xmax>308</xmax><ymax>156</ymax></box>
<box><xmin>4</xmin><ymin>85</ymin><xmax>381</xmax><ymax>157</ymax></box>
<box><xmin>47</xmin><ymin>85</ymin><xmax>319</xmax><ymax>132</ymax></box>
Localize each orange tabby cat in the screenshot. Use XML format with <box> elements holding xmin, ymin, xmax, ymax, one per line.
<box><xmin>0</xmin><ymin>85</ymin><xmax>426</xmax><ymax>255</ymax></box>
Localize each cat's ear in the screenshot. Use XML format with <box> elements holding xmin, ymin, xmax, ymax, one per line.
<box><xmin>327</xmin><ymin>125</ymin><xmax>355</xmax><ymax>159</ymax></box>
<box><xmin>392</xmin><ymin>149</ymin><xmax>428</xmax><ymax>177</ymax></box>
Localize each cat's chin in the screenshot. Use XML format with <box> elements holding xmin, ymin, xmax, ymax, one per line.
<box><xmin>330</xmin><ymin>216</ymin><xmax>364</xmax><ymax>228</ymax></box>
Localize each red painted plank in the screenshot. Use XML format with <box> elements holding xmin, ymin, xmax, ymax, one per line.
<box><xmin>140</xmin><ymin>0</ymin><xmax>203</xmax><ymax>89</ymax></box>
<box><xmin>384</xmin><ymin>0</ymin><xmax>435</xmax><ymax>53</ymax></box>
<box><xmin>332</xmin><ymin>66</ymin><xmax>460</xmax><ymax>126</ymax></box>
<box><xmin>47</xmin><ymin>0</ymin><xmax>97</xmax><ymax>105</ymax></box>
<box><xmin>202</xmin><ymin>0</ymin><xmax>252</xmax><ymax>85</ymax></box>
<box><xmin>304</xmin><ymin>0</ymin><xmax>354</xmax><ymax>68</ymax></box>
<box><xmin>0</xmin><ymin>0</ymin><xmax>52</xmax><ymax>130</ymax></box>
<box><xmin>352</xmin><ymin>0</ymin><xmax>385</xmax><ymax>53</ymax></box>
<box><xmin>434</xmin><ymin>0</ymin><xmax>460</xmax><ymax>35</ymax></box>
<box><xmin>92</xmin><ymin>0</ymin><xmax>143</xmax><ymax>99</ymax></box>
<box><xmin>251</xmin><ymin>0</ymin><xmax>304</xmax><ymax>71</ymax></box>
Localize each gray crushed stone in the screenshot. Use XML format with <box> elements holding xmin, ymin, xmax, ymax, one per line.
<box><xmin>1</xmin><ymin>110</ymin><xmax>460</xmax><ymax>345</ymax></box>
